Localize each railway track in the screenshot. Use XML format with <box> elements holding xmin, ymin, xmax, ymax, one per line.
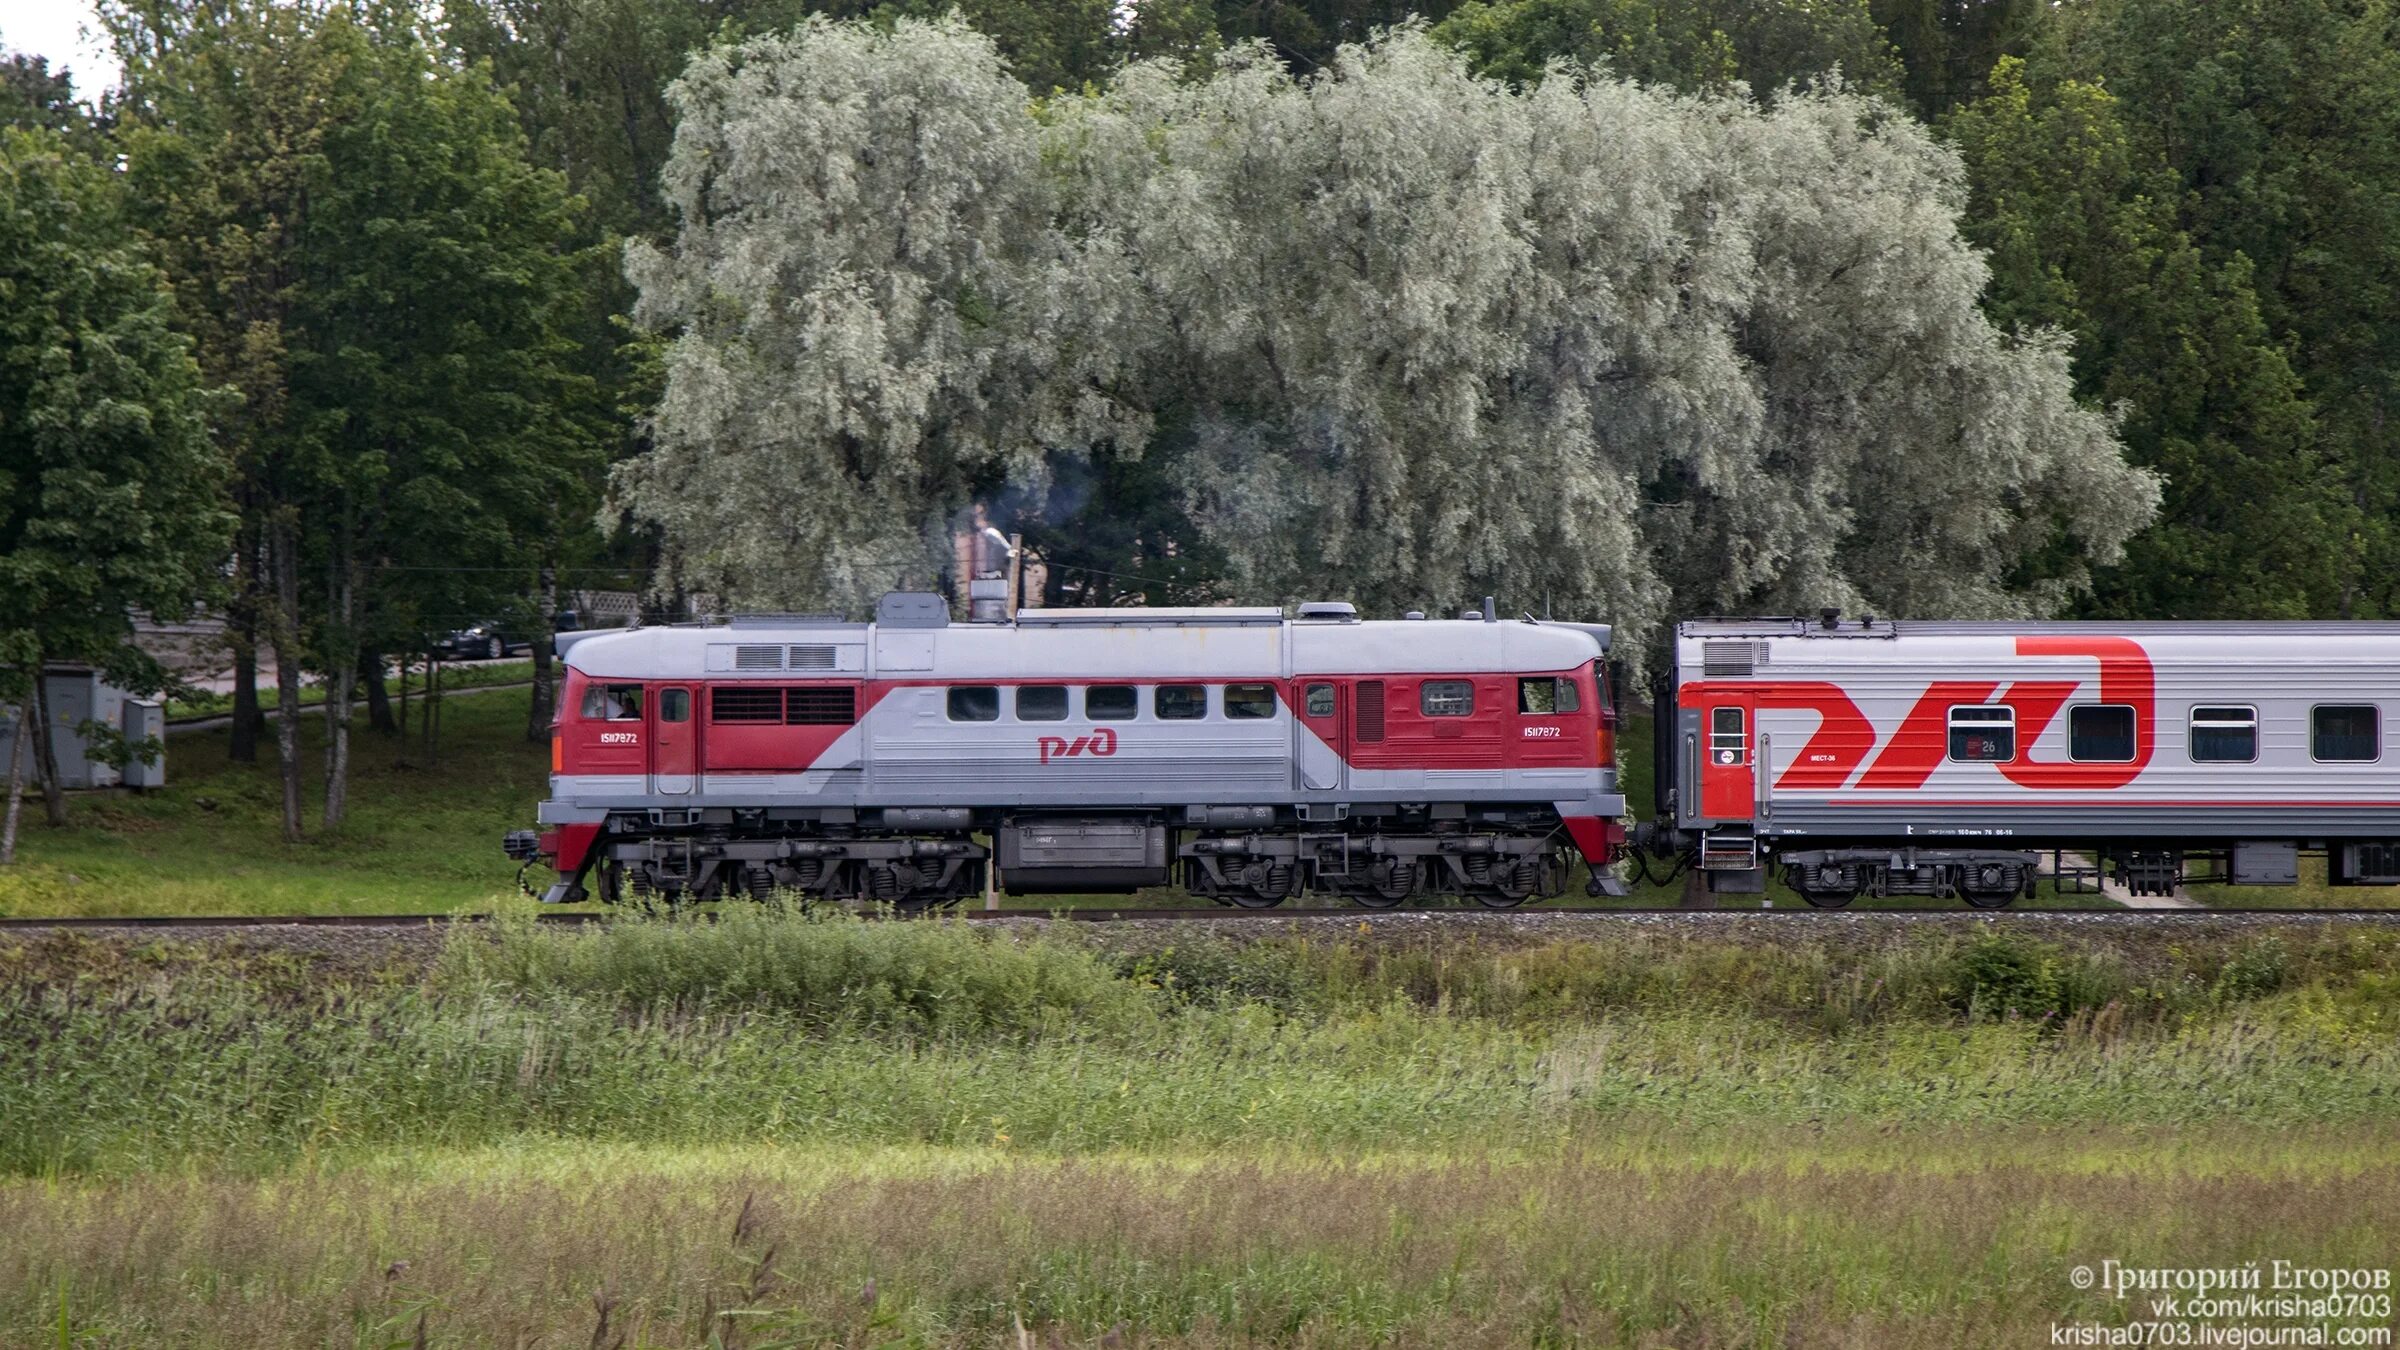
<box><xmin>3</xmin><ymin>905</ymin><xmax>2398</xmax><ymax>930</ymax></box>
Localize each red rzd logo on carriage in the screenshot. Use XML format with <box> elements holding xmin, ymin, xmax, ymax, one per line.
<box><xmin>1038</xmin><ymin>728</ymin><xmax>1119</xmax><ymax>765</ymax></box>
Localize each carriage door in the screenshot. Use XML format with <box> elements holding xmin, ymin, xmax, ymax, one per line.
<box><xmin>1297</xmin><ymin>681</ymin><xmax>1344</xmax><ymax>790</ymax></box>
<box><xmin>1698</xmin><ymin>693</ymin><xmax>1755</xmax><ymax>822</ymax></box>
<box><xmin>651</xmin><ymin>685</ymin><xmax>695</xmax><ymax>796</ymax></box>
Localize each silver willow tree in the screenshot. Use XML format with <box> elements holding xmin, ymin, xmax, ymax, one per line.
<box><xmin>616</xmin><ymin>18</ymin><xmax>2160</xmax><ymax>635</ymax></box>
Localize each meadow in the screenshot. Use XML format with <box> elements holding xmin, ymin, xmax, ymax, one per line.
<box><xmin>2</xmin><ymin>911</ymin><xmax>2396</xmax><ymax>1345</ymax></box>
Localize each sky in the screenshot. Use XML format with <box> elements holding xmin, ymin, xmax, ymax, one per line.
<box><xmin>0</xmin><ymin>0</ymin><xmax>123</xmax><ymax>97</ymax></box>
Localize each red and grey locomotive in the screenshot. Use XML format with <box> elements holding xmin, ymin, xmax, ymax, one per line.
<box><xmin>507</xmin><ymin>593</ymin><xmax>1629</xmax><ymax>909</ymax></box>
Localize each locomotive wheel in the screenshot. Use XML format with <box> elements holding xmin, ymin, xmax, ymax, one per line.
<box><xmin>594</xmin><ymin>861</ymin><xmax>624</xmax><ymax>906</ymax></box>
<box><xmin>1961</xmin><ymin>888</ymin><xmax>2017</xmax><ymax>910</ymax></box>
<box><xmin>1797</xmin><ymin>887</ymin><xmax>1856</xmax><ymax>910</ymax></box>
<box><xmin>1351</xmin><ymin>860</ymin><xmax>1416</xmax><ymax>910</ymax></box>
<box><xmin>1231</xmin><ymin>862</ymin><xmax>1295</xmax><ymax>908</ymax></box>
<box><xmin>1473</xmin><ymin>859</ymin><xmax>1541</xmax><ymax>909</ymax></box>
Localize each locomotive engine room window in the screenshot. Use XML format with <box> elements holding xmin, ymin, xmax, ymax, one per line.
<box><xmin>947</xmin><ymin>686</ymin><xmax>999</xmax><ymax>722</ymax></box>
<box><xmin>658</xmin><ymin>688</ymin><xmax>690</xmax><ymax>723</ymax></box>
<box><xmin>1517</xmin><ymin>677</ymin><xmax>1581</xmax><ymax>714</ymax></box>
<box><xmin>710</xmin><ymin>686</ymin><xmax>781</xmax><ymax>723</ymax></box>
<box><xmin>1017</xmin><ymin>686</ymin><xmax>1068</xmax><ymax>721</ymax></box>
<box><xmin>2189</xmin><ymin>706</ymin><xmax>2258</xmax><ymax>763</ymax></box>
<box><xmin>1421</xmin><ymin>680</ymin><xmax>1474</xmax><ymax>717</ymax></box>
<box><xmin>1708</xmin><ymin>706</ymin><xmax>1746</xmax><ymax>765</ymax></box>
<box><xmin>1356</xmin><ymin>680</ymin><xmax>1386</xmax><ymax>741</ymax></box>
<box><xmin>1947</xmin><ymin>706</ymin><xmax>2015</xmax><ymax>762</ymax></box>
<box><xmin>785</xmin><ymin>687</ymin><xmax>856</xmax><ymax>725</ymax></box>
<box><xmin>1156</xmin><ymin>685</ymin><xmax>1207</xmax><ymax>720</ymax></box>
<box><xmin>582</xmin><ymin>684</ymin><xmax>644</xmax><ymax>721</ymax></box>
<box><xmin>1304</xmin><ymin>683</ymin><xmax>1335</xmax><ymax>718</ymax></box>
<box><xmin>1086</xmin><ymin>685</ymin><xmax>1137</xmax><ymax>720</ymax></box>
<box><xmin>1225</xmin><ymin>683</ymin><xmax>1276</xmax><ymax>719</ymax></box>
<box><xmin>2069</xmin><ymin>705</ymin><xmax>2137</xmax><ymax>762</ymax></box>
<box><xmin>2313</xmin><ymin>705</ymin><xmax>2380</xmax><ymax>762</ymax></box>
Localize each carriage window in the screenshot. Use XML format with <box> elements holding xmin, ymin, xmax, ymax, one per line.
<box><xmin>1017</xmin><ymin>686</ymin><xmax>1067</xmax><ymax>721</ymax></box>
<box><xmin>1708</xmin><ymin>706</ymin><xmax>1746</xmax><ymax>766</ymax></box>
<box><xmin>1086</xmin><ymin>685</ymin><xmax>1137</xmax><ymax>720</ymax></box>
<box><xmin>1156</xmin><ymin>685</ymin><xmax>1207</xmax><ymax>720</ymax></box>
<box><xmin>2189</xmin><ymin>706</ymin><xmax>2257</xmax><ymax>763</ymax></box>
<box><xmin>2070</xmin><ymin>705</ymin><xmax>2136</xmax><ymax>762</ymax></box>
<box><xmin>1948</xmin><ymin>706</ymin><xmax>2015</xmax><ymax>762</ymax></box>
<box><xmin>582</xmin><ymin>684</ymin><xmax>643</xmax><ymax>721</ymax></box>
<box><xmin>658</xmin><ymin>688</ymin><xmax>689</xmax><ymax>723</ymax></box>
<box><xmin>947</xmin><ymin>686</ymin><xmax>999</xmax><ymax>722</ymax></box>
<box><xmin>1422</xmin><ymin>680</ymin><xmax>1474</xmax><ymax>717</ymax></box>
<box><xmin>1517</xmin><ymin>677</ymin><xmax>1581</xmax><ymax>715</ymax></box>
<box><xmin>1225</xmin><ymin>683</ymin><xmax>1276</xmax><ymax>719</ymax></box>
<box><xmin>2313</xmin><ymin>705</ymin><xmax>2380</xmax><ymax>762</ymax></box>
<box><xmin>1304</xmin><ymin>683</ymin><xmax>1335</xmax><ymax>718</ymax></box>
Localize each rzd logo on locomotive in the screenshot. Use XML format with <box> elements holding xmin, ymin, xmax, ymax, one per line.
<box><xmin>1038</xmin><ymin>727</ymin><xmax>1119</xmax><ymax>765</ymax></box>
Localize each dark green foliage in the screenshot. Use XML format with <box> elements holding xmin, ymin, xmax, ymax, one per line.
<box><xmin>1434</xmin><ymin>0</ymin><xmax>1904</xmax><ymax>97</ymax></box>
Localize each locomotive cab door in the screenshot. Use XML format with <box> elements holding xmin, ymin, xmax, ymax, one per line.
<box><xmin>1297</xmin><ymin>680</ymin><xmax>1345</xmax><ymax>791</ymax></box>
<box><xmin>651</xmin><ymin>685</ymin><xmax>695</xmax><ymax>796</ymax></box>
<box><xmin>1698</xmin><ymin>692</ymin><xmax>1755</xmax><ymax>822</ymax></box>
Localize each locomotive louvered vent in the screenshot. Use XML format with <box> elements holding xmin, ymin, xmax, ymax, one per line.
<box><xmin>785</xmin><ymin>687</ymin><xmax>856</xmax><ymax>725</ymax></box>
<box><xmin>787</xmin><ymin>645</ymin><xmax>837</xmax><ymax>669</ymax></box>
<box><xmin>1702</xmin><ymin>641</ymin><xmax>1762</xmax><ymax>678</ymax></box>
<box><xmin>733</xmin><ymin>644</ymin><xmax>783</xmax><ymax>671</ymax></box>
<box><xmin>1356</xmin><ymin>680</ymin><xmax>1386</xmax><ymax>743</ymax></box>
<box><xmin>711</xmin><ymin>686</ymin><xmax>785</xmax><ymax>723</ymax></box>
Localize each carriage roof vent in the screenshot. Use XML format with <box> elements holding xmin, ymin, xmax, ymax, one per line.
<box><xmin>725</xmin><ymin>612</ymin><xmax>844</xmax><ymax>627</ymax></box>
<box><xmin>1295</xmin><ymin>601</ymin><xmax>1357</xmax><ymax>621</ymax></box>
<box><xmin>875</xmin><ymin>591</ymin><xmax>949</xmax><ymax>629</ymax></box>
<box><xmin>1702</xmin><ymin>640</ymin><xmax>1763</xmax><ymax>678</ymax></box>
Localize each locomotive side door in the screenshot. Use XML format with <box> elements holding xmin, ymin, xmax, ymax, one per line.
<box><xmin>1297</xmin><ymin>680</ymin><xmax>1345</xmax><ymax>791</ymax></box>
<box><xmin>651</xmin><ymin>685</ymin><xmax>695</xmax><ymax>796</ymax></box>
<box><xmin>1698</xmin><ymin>691</ymin><xmax>1756</xmax><ymax>822</ymax></box>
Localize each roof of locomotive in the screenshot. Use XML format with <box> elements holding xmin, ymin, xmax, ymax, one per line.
<box><xmin>559</xmin><ymin>601</ymin><xmax>1611</xmax><ymax>681</ymax></box>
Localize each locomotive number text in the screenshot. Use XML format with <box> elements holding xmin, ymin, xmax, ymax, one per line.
<box><xmin>1521</xmin><ymin>726</ymin><xmax>1563</xmax><ymax>738</ymax></box>
<box><xmin>599</xmin><ymin>731</ymin><xmax>640</xmax><ymax>745</ymax></box>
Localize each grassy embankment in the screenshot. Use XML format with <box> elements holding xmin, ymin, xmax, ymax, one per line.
<box><xmin>3</xmin><ymin>684</ymin><xmax>2392</xmax><ymax>914</ymax></box>
<box><xmin>1</xmin><ymin>911</ymin><xmax>2395</xmax><ymax>1344</ymax></box>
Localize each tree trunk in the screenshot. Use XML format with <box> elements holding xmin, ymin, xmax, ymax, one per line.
<box><xmin>321</xmin><ymin>543</ymin><xmax>355</xmax><ymax>831</ymax></box>
<box><xmin>1</xmin><ymin>694</ymin><xmax>28</xmax><ymax>864</ymax></box>
<box><xmin>229</xmin><ymin>529</ymin><xmax>264</xmax><ymax>763</ymax></box>
<box><xmin>25</xmin><ymin>667</ymin><xmax>66</xmax><ymax>828</ymax></box>
<box><xmin>271</xmin><ymin>520</ymin><xmax>304</xmax><ymax>843</ymax></box>
<box><xmin>419</xmin><ymin>656</ymin><xmax>442</xmax><ymax>767</ymax></box>
<box><xmin>527</xmin><ymin>560</ymin><xmax>558</xmax><ymax>742</ymax></box>
<box><xmin>363</xmin><ymin>651</ymin><xmax>395</xmax><ymax>735</ymax></box>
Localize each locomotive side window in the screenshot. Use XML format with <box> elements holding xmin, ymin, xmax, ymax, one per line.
<box><xmin>658</xmin><ymin>689</ymin><xmax>690</xmax><ymax>723</ymax></box>
<box><xmin>786</xmin><ymin>688</ymin><xmax>856</xmax><ymax>725</ymax></box>
<box><xmin>1517</xmin><ymin>677</ymin><xmax>1581</xmax><ymax>714</ymax></box>
<box><xmin>2069</xmin><ymin>705</ymin><xmax>2137</xmax><ymax>762</ymax></box>
<box><xmin>1304</xmin><ymin>683</ymin><xmax>1335</xmax><ymax>718</ymax></box>
<box><xmin>947</xmin><ymin>686</ymin><xmax>1000</xmax><ymax>722</ymax></box>
<box><xmin>1086</xmin><ymin>686</ymin><xmax>1137</xmax><ymax>720</ymax></box>
<box><xmin>1422</xmin><ymin>680</ymin><xmax>1474</xmax><ymax>717</ymax></box>
<box><xmin>1017</xmin><ymin>686</ymin><xmax>1068</xmax><ymax>721</ymax></box>
<box><xmin>1156</xmin><ymin>685</ymin><xmax>1207</xmax><ymax>720</ymax></box>
<box><xmin>1225</xmin><ymin>683</ymin><xmax>1276</xmax><ymax>719</ymax></box>
<box><xmin>582</xmin><ymin>684</ymin><xmax>643</xmax><ymax>721</ymax></box>
<box><xmin>2313</xmin><ymin>705</ymin><xmax>2380</xmax><ymax>762</ymax></box>
<box><xmin>711</xmin><ymin>687</ymin><xmax>782</xmax><ymax>723</ymax></box>
<box><xmin>1356</xmin><ymin>681</ymin><xmax>1386</xmax><ymax>742</ymax></box>
<box><xmin>2189</xmin><ymin>706</ymin><xmax>2257</xmax><ymax>763</ymax></box>
<box><xmin>1947</xmin><ymin>706</ymin><xmax>2015</xmax><ymax>762</ymax></box>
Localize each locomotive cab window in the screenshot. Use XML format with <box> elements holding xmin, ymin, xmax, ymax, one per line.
<box><xmin>1517</xmin><ymin>677</ymin><xmax>1581</xmax><ymax>715</ymax></box>
<box><xmin>2313</xmin><ymin>705</ymin><xmax>2380</xmax><ymax>762</ymax></box>
<box><xmin>1947</xmin><ymin>706</ymin><xmax>2014</xmax><ymax>762</ymax></box>
<box><xmin>1086</xmin><ymin>686</ymin><xmax>1137</xmax><ymax>720</ymax></box>
<box><xmin>1017</xmin><ymin>686</ymin><xmax>1068</xmax><ymax>721</ymax></box>
<box><xmin>947</xmin><ymin>686</ymin><xmax>999</xmax><ymax>722</ymax></box>
<box><xmin>1224</xmin><ymin>683</ymin><xmax>1276</xmax><ymax>719</ymax></box>
<box><xmin>2189</xmin><ymin>706</ymin><xmax>2257</xmax><ymax>763</ymax></box>
<box><xmin>1304</xmin><ymin>683</ymin><xmax>1335</xmax><ymax>718</ymax></box>
<box><xmin>1422</xmin><ymin>680</ymin><xmax>1474</xmax><ymax>717</ymax></box>
<box><xmin>657</xmin><ymin>689</ymin><xmax>690</xmax><ymax>723</ymax></box>
<box><xmin>1156</xmin><ymin>685</ymin><xmax>1207</xmax><ymax>720</ymax></box>
<box><xmin>582</xmin><ymin>684</ymin><xmax>644</xmax><ymax>721</ymax></box>
<box><xmin>2070</xmin><ymin>705</ymin><xmax>2137</xmax><ymax>763</ymax></box>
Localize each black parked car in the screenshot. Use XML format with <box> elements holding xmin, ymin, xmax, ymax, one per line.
<box><xmin>435</xmin><ymin>611</ymin><xmax>603</xmax><ymax>661</ymax></box>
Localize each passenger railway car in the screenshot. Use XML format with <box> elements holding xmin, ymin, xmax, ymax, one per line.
<box><xmin>507</xmin><ymin>593</ymin><xmax>1628</xmax><ymax>909</ymax></box>
<box><xmin>1656</xmin><ymin>615</ymin><xmax>2400</xmax><ymax>905</ymax></box>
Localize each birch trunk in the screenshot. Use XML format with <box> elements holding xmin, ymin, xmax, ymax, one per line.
<box><xmin>271</xmin><ymin>520</ymin><xmax>304</xmax><ymax>843</ymax></box>
<box><xmin>1</xmin><ymin>696</ymin><xmax>28</xmax><ymax>865</ymax></box>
